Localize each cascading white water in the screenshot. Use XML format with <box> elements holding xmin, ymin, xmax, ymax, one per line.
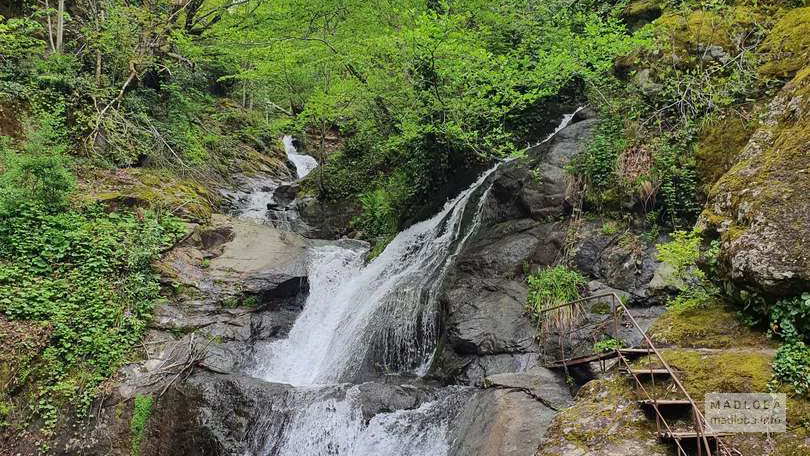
<box><xmin>283</xmin><ymin>135</ymin><xmax>319</xmax><ymax>179</ymax></box>
<box><xmin>254</xmin><ymin>110</ymin><xmax>582</xmax><ymax>386</ymax></box>
<box><xmin>252</xmin><ymin>164</ymin><xmax>500</xmax><ymax>385</ymax></box>
<box><xmin>244</xmin><ymin>386</ymin><xmax>470</xmax><ymax>456</ymax></box>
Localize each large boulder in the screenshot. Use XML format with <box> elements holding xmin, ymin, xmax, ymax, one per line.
<box><xmin>571</xmin><ymin>218</ymin><xmax>663</xmax><ymax>300</ymax></box>
<box><xmin>445</xmin><ymin>278</ymin><xmax>536</xmax><ymax>356</ymax></box>
<box><xmin>701</xmin><ymin>68</ymin><xmax>810</xmax><ymax>298</ymax></box>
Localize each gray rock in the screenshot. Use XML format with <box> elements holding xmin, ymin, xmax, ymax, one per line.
<box><xmin>448</xmin><ymin>386</ymin><xmax>561</xmax><ymax>456</ymax></box>
<box><xmin>295</xmin><ymin>196</ymin><xmax>360</xmax><ymax>239</ymax></box>
<box><xmin>463</xmin><ymin>353</ymin><xmax>540</xmax><ymax>386</ymax></box>
<box><xmin>445</xmin><ymin>278</ymin><xmax>536</xmax><ymax>356</ymax></box>
<box><xmin>572</xmin><ymin>219</ymin><xmax>663</xmax><ymax>299</ymax></box>
<box><xmin>484</xmin><ymin>366</ymin><xmax>573</xmax><ymax>409</ymax></box>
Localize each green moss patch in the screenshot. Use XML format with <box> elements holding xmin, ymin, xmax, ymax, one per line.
<box><xmin>82</xmin><ymin>168</ymin><xmax>215</xmax><ymax>223</ymax></box>
<box><xmin>649</xmin><ymin>299</ymin><xmax>774</xmax><ymax>349</ymax></box>
<box><xmin>695</xmin><ymin>113</ymin><xmax>756</xmax><ymax>191</ymax></box>
<box><xmin>760</xmin><ymin>7</ymin><xmax>810</xmax><ymax>77</ymax></box>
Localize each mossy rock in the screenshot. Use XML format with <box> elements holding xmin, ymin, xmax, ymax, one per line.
<box><xmin>640</xmin><ymin>349</ymin><xmax>810</xmax><ymax>455</ymax></box>
<box><xmin>701</xmin><ymin>68</ymin><xmax>810</xmax><ymax>297</ymax></box>
<box><xmin>88</xmin><ymin>168</ymin><xmax>215</xmax><ymax>223</ymax></box>
<box><xmin>536</xmin><ymin>376</ymin><xmax>669</xmax><ymax>456</ymax></box>
<box><xmin>622</xmin><ymin>0</ymin><xmax>664</xmax><ymax>30</ymax></box>
<box><xmin>760</xmin><ymin>7</ymin><xmax>810</xmax><ymax>77</ymax></box>
<box><xmin>649</xmin><ymin>299</ymin><xmax>774</xmax><ymax>349</ymax></box>
<box><xmin>653</xmin><ymin>6</ymin><xmax>765</xmax><ymax>66</ymax></box>
<box><xmin>695</xmin><ymin>112</ymin><xmax>757</xmax><ymax>191</ymax></box>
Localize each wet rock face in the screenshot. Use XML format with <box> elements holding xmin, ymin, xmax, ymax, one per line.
<box><xmin>118</xmin><ymin>215</ymin><xmax>312</xmax><ymax>398</ymax></box>
<box><xmin>571</xmin><ymin>219</ymin><xmax>663</xmax><ymax>301</ymax></box>
<box><xmin>449</xmin><ymin>380</ymin><xmax>566</xmax><ymax>456</ymax></box>
<box><xmin>435</xmin><ymin>118</ymin><xmax>598</xmax><ymax>383</ymax></box>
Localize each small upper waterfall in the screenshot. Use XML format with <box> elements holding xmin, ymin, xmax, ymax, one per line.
<box><xmin>283</xmin><ymin>135</ymin><xmax>319</xmax><ymax>179</ymax></box>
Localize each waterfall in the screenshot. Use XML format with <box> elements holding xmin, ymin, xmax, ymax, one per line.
<box><xmin>252</xmin><ymin>163</ymin><xmax>500</xmax><ymax>385</ymax></box>
<box><xmin>244</xmin><ymin>111</ymin><xmax>581</xmax><ymax>455</ymax></box>
<box><xmin>283</xmin><ymin>135</ymin><xmax>319</xmax><ymax>179</ymax></box>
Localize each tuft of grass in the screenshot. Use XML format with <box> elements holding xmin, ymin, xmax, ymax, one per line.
<box><xmin>130</xmin><ymin>395</ymin><xmax>153</xmax><ymax>456</ymax></box>
<box><xmin>527</xmin><ymin>265</ymin><xmax>588</xmax><ymax>334</ymax></box>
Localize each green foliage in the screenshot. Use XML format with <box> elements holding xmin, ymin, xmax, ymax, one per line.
<box><xmin>770</xmin><ymin>342</ymin><xmax>810</xmax><ymax>396</ymax></box>
<box><xmin>527</xmin><ymin>265</ymin><xmax>588</xmax><ymax>333</ymax></box>
<box><xmin>572</xmin><ymin>117</ymin><xmax>625</xmax><ymax>202</ymax></box>
<box><xmin>0</xmin><ymin>113</ymin><xmax>74</xmax><ymax>210</ymax></box>
<box><xmin>769</xmin><ymin>293</ymin><xmax>810</xmax><ymax>343</ymax></box>
<box><xmin>600</xmin><ymin>220</ymin><xmax>621</xmax><ymax>236</ymax></box>
<box><xmin>355</xmin><ymin>189</ymin><xmax>396</xmax><ymax>239</ymax></box>
<box><xmin>130</xmin><ymin>394</ymin><xmax>154</xmax><ymax>456</ymax></box>
<box><xmin>0</xmin><ymin>202</ymin><xmax>182</xmax><ymax>426</ymax></box>
<box><xmin>199</xmin><ymin>0</ymin><xmax>648</xmax><ymax>226</ymax></box>
<box><xmin>651</xmin><ymin>134</ymin><xmax>701</xmax><ymax>224</ymax></box>
<box><xmin>656</xmin><ymin>229</ymin><xmax>704</xmax><ymax>285</ymax></box>
<box><xmin>656</xmin><ymin>229</ymin><xmax>722</xmax><ymax>312</ymax></box>
<box><xmin>593</xmin><ymin>337</ymin><xmax>624</xmax><ymax>353</ymax></box>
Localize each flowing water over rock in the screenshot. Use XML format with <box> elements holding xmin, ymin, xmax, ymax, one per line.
<box><xmin>283</xmin><ymin>135</ymin><xmax>318</xmax><ymax>179</ymax></box>
<box><xmin>244</xmin><ymin>385</ymin><xmax>472</xmax><ymax>456</ymax></box>
<box><xmin>231</xmin><ymin>135</ymin><xmax>318</xmax><ymax>225</ymax></box>
<box><xmin>252</xmin><ymin>165</ymin><xmax>500</xmax><ymax>385</ymax></box>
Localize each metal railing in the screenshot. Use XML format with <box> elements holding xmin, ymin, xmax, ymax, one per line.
<box><xmin>537</xmin><ymin>292</ymin><xmax>730</xmax><ymax>456</ymax></box>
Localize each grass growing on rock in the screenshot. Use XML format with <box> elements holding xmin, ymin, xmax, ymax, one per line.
<box><xmin>129</xmin><ymin>395</ymin><xmax>153</xmax><ymax>456</ymax></box>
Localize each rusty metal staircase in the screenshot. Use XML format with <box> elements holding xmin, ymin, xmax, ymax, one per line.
<box><xmin>539</xmin><ymin>292</ymin><xmax>733</xmax><ymax>456</ymax></box>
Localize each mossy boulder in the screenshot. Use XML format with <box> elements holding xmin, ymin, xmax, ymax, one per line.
<box><xmin>700</xmin><ymin>68</ymin><xmax>810</xmax><ymax>298</ymax></box>
<box><xmin>83</xmin><ymin>168</ymin><xmax>215</xmax><ymax>223</ymax></box>
<box><xmin>653</xmin><ymin>8</ymin><xmax>763</xmax><ymax>64</ymax></box>
<box><xmin>649</xmin><ymin>299</ymin><xmax>773</xmax><ymax>349</ymax></box>
<box><xmin>759</xmin><ymin>7</ymin><xmax>810</xmax><ymax>78</ymax></box>
<box><xmin>535</xmin><ymin>377</ymin><xmax>669</xmax><ymax>456</ymax></box>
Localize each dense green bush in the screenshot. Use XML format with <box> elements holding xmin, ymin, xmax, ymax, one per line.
<box><xmin>570</xmin><ymin>116</ymin><xmax>626</xmax><ymax>207</ymax></box>
<box><xmin>0</xmin><ymin>202</ymin><xmax>182</xmax><ymax>426</ymax></box>
<box><xmin>769</xmin><ymin>293</ymin><xmax>810</xmax><ymax>342</ymax></box>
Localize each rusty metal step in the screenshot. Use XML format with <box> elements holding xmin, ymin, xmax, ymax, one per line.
<box><xmin>622</xmin><ymin>368</ymin><xmax>673</xmax><ymax>377</ymax></box>
<box><xmin>546</xmin><ymin>347</ymin><xmax>655</xmax><ymax>368</ymax></box>
<box><xmin>661</xmin><ymin>430</ymin><xmax>732</xmax><ymax>440</ymax></box>
<box><xmin>638</xmin><ymin>399</ymin><xmax>692</xmax><ymax>407</ymax></box>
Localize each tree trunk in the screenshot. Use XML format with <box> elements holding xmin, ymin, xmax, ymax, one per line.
<box><xmin>56</xmin><ymin>0</ymin><xmax>65</xmax><ymax>53</ymax></box>
<box><xmin>318</xmin><ymin>120</ymin><xmax>326</xmax><ymax>193</ymax></box>
<box><xmin>95</xmin><ymin>50</ymin><xmax>102</xmax><ymax>85</ymax></box>
<box><xmin>45</xmin><ymin>0</ymin><xmax>56</xmax><ymax>53</ymax></box>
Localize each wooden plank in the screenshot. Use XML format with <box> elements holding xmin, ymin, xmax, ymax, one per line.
<box><xmin>546</xmin><ymin>347</ymin><xmax>655</xmax><ymax>368</ymax></box>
